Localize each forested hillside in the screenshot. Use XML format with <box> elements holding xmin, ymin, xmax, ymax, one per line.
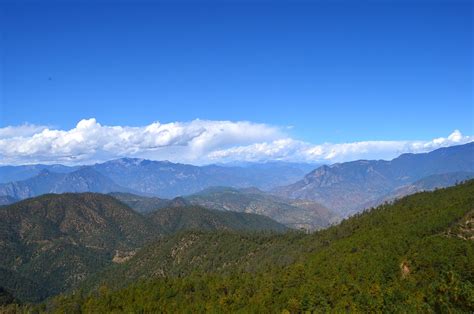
<box><xmin>0</xmin><ymin>193</ymin><xmax>285</xmax><ymax>303</ymax></box>
<box><xmin>10</xmin><ymin>180</ymin><xmax>472</xmax><ymax>312</ymax></box>
<box><xmin>0</xmin><ymin>193</ymin><xmax>158</xmax><ymax>302</ymax></box>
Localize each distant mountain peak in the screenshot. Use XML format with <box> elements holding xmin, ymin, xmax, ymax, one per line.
<box><xmin>274</xmin><ymin>142</ymin><xmax>474</xmax><ymax>215</ymax></box>
<box><xmin>0</xmin><ymin>165</ymin><xmax>133</xmax><ymax>200</ymax></box>
<box><xmin>108</xmin><ymin>158</ymin><xmax>146</xmax><ymax>166</ymax></box>
<box><xmin>168</xmin><ymin>197</ymin><xmax>189</xmax><ymax>207</ymax></box>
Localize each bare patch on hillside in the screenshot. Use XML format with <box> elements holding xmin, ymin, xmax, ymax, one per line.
<box><xmin>400</xmin><ymin>261</ymin><xmax>410</xmax><ymax>278</ymax></box>
<box><xmin>112</xmin><ymin>250</ymin><xmax>136</xmax><ymax>264</ymax></box>
<box><xmin>446</xmin><ymin>210</ymin><xmax>474</xmax><ymax>241</ymax></box>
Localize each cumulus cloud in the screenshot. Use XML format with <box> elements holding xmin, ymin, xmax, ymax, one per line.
<box><xmin>0</xmin><ymin>118</ymin><xmax>472</xmax><ymax>165</ymax></box>
<box><xmin>208</xmin><ymin>130</ymin><xmax>474</xmax><ymax>163</ymax></box>
<box><xmin>0</xmin><ymin>124</ymin><xmax>48</xmax><ymax>139</ymax></box>
<box><xmin>0</xmin><ymin>118</ymin><xmax>282</xmax><ymax>165</ymax></box>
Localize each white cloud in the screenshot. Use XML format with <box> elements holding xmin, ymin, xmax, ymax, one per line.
<box><xmin>0</xmin><ymin>124</ymin><xmax>48</xmax><ymax>139</ymax></box>
<box><xmin>0</xmin><ymin>118</ymin><xmax>282</xmax><ymax>165</ymax></box>
<box><xmin>0</xmin><ymin>119</ymin><xmax>472</xmax><ymax>165</ymax></box>
<box><xmin>208</xmin><ymin>130</ymin><xmax>474</xmax><ymax>163</ymax></box>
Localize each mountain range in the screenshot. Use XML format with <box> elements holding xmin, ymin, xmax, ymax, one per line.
<box><xmin>364</xmin><ymin>171</ymin><xmax>474</xmax><ymax>209</ymax></box>
<box><xmin>1</xmin><ymin>142</ymin><xmax>472</xmax><ymax>220</ymax></box>
<box><xmin>0</xmin><ymin>160</ymin><xmax>317</xmax><ymax>200</ymax></box>
<box><xmin>274</xmin><ymin>142</ymin><xmax>474</xmax><ymax>215</ymax></box>
<box><xmin>5</xmin><ymin>180</ymin><xmax>472</xmax><ymax>312</ymax></box>
<box><xmin>1</xmin><ymin>157</ymin><xmax>473</xmax><ymax>311</ymax></box>
<box><xmin>0</xmin><ymin>164</ymin><xmax>79</xmax><ymax>184</ymax></box>
<box><xmin>110</xmin><ymin>190</ymin><xmax>335</xmax><ymax>230</ymax></box>
<box><xmin>90</xmin><ymin>159</ymin><xmax>317</xmax><ymax>197</ymax></box>
<box><xmin>0</xmin><ymin>167</ymin><xmax>132</xmax><ymax>200</ymax></box>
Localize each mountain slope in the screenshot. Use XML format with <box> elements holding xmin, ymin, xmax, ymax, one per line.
<box><xmin>149</xmin><ymin>205</ymin><xmax>288</xmax><ymax>234</ymax></box>
<box><xmin>0</xmin><ymin>161</ymin><xmax>315</xmax><ymax>195</ymax></box>
<box><xmin>0</xmin><ymin>193</ymin><xmax>159</xmax><ymax>302</ymax></box>
<box><xmin>78</xmin><ymin>231</ymin><xmax>304</xmax><ymax>292</ymax></box>
<box><xmin>111</xmin><ymin>188</ymin><xmax>337</xmax><ymax>230</ymax></box>
<box><xmin>46</xmin><ymin>180</ymin><xmax>474</xmax><ymax>312</ymax></box>
<box><xmin>275</xmin><ymin>142</ymin><xmax>474</xmax><ymax>215</ymax></box>
<box><xmin>186</xmin><ymin>187</ymin><xmax>338</xmax><ymax>230</ymax></box>
<box><xmin>0</xmin><ymin>192</ymin><xmax>288</xmax><ymax>302</ymax></box>
<box><xmin>0</xmin><ymin>167</ymin><xmax>131</xmax><ymax>200</ymax></box>
<box><xmin>110</xmin><ymin>191</ymin><xmax>288</xmax><ymax>232</ymax></box>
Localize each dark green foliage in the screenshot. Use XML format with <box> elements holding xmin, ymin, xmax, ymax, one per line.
<box><xmin>0</xmin><ymin>193</ymin><xmax>159</xmax><ymax>302</ymax></box>
<box><xmin>78</xmin><ymin>230</ymin><xmax>304</xmax><ymax>293</ymax></box>
<box><xmin>0</xmin><ymin>287</ymin><xmax>16</xmax><ymax>306</ymax></box>
<box><xmin>0</xmin><ymin>268</ymin><xmax>45</xmax><ymax>304</ymax></box>
<box><xmin>40</xmin><ymin>180</ymin><xmax>474</xmax><ymax>312</ymax></box>
<box><xmin>0</xmin><ymin>192</ymin><xmax>287</xmax><ymax>303</ymax></box>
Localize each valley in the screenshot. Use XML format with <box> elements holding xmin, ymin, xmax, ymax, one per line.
<box><xmin>3</xmin><ymin>1</ymin><xmax>471</xmax><ymax>311</ymax></box>
<box><xmin>1</xmin><ymin>180</ymin><xmax>472</xmax><ymax>312</ymax></box>
<box><xmin>0</xmin><ymin>143</ymin><xmax>472</xmax><ymax>312</ymax></box>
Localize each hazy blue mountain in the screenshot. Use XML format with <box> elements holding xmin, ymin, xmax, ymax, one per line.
<box><xmin>0</xmin><ymin>160</ymin><xmax>316</xmax><ymax>200</ymax></box>
<box><xmin>215</xmin><ymin>161</ymin><xmax>321</xmax><ymax>184</ymax></box>
<box><xmin>91</xmin><ymin>158</ymin><xmax>314</xmax><ymax>198</ymax></box>
<box><xmin>385</xmin><ymin>142</ymin><xmax>474</xmax><ymax>181</ymax></box>
<box><xmin>1</xmin><ymin>144</ymin><xmax>471</xmax><ymax>205</ymax></box>
<box><xmin>186</xmin><ymin>187</ymin><xmax>338</xmax><ymax>230</ymax></box>
<box><xmin>0</xmin><ymin>164</ymin><xmax>78</xmax><ymax>183</ymax></box>
<box><xmin>0</xmin><ymin>196</ymin><xmax>19</xmax><ymax>206</ymax></box>
<box><xmin>362</xmin><ymin>171</ymin><xmax>474</xmax><ymax>209</ymax></box>
<box><xmin>0</xmin><ymin>167</ymin><xmax>131</xmax><ymax>200</ymax></box>
<box><xmin>216</xmin><ymin>160</ymin><xmax>320</xmax><ymax>169</ymax></box>
<box><xmin>274</xmin><ymin>142</ymin><xmax>474</xmax><ymax>215</ymax></box>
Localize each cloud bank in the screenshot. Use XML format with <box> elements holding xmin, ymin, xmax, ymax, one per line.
<box><xmin>209</xmin><ymin>130</ymin><xmax>472</xmax><ymax>163</ymax></box>
<box><xmin>0</xmin><ymin>118</ymin><xmax>472</xmax><ymax>165</ymax></box>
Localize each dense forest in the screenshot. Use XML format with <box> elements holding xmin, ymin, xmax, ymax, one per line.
<box><xmin>0</xmin><ymin>193</ymin><xmax>286</xmax><ymax>304</ymax></box>
<box><xmin>2</xmin><ymin>180</ymin><xmax>472</xmax><ymax>312</ymax></box>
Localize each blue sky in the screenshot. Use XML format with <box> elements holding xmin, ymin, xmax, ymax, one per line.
<box><xmin>0</xmin><ymin>0</ymin><xmax>472</xmax><ymax>165</ymax></box>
